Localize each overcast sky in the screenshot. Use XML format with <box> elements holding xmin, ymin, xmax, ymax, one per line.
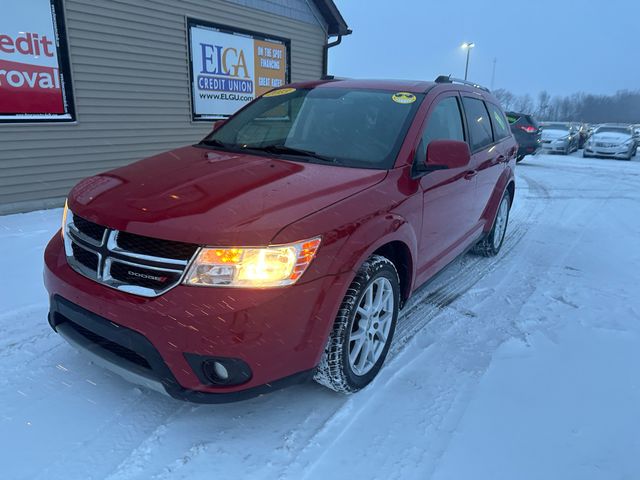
<box><xmin>329</xmin><ymin>0</ymin><xmax>639</xmax><ymax>97</ymax></box>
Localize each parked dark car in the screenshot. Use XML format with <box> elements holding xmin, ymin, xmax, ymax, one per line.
<box><xmin>506</xmin><ymin>111</ymin><xmax>541</xmax><ymax>162</ymax></box>
<box><xmin>45</xmin><ymin>77</ymin><xmax>517</xmax><ymax>402</ymax></box>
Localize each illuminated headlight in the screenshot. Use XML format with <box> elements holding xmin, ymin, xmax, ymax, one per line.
<box><xmin>61</xmin><ymin>200</ymin><xmax>74</xmax><ymax>256</ymax></box>
<box><xmin>61</xmin><ymin>199</ymin><xmax>70</xmax><ymax>238</ymax></box>
<box><xmin>184</xmin><ymin>237</ymin><xmax>321</xmax><ymax>288</ymax></box>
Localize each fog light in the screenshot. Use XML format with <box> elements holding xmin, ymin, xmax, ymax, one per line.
<box><xmin>212</xmin><ymin>361</ymin><xmax>229</xmax><ymax>381</ymax></box>
<box><xmin>188</xmin><ymin>355</ymin><xmax>253</xmax><ymax>386</ymax></box>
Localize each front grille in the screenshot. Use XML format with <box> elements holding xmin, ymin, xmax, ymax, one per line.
<box><xmin>73</xmin><ymin>214</ymin><xmax>107</xmax><ymax>243</ymax></box>
<box><xmin>116</xmin><ymin>231</ymin><xmax>198</xmax><ymax>261</ymax></box>
<box><xmin>71</xmin><ymin>242</ymin><xmax>99</xmax><ymax>271</ymax></box>
<box><xmin>64</xmin><ymin>213</ymin><xmax>198</xmax><ymax>297</ymax></box>
<box><xmin>109</xmin><ymin>261</ymin><xmax>182</xmax><ymax>290</ymax></box>
<box><xmin>64</xmin><ymin>317</ymin><xmax>151</xmax><ymax>370</ymax></box>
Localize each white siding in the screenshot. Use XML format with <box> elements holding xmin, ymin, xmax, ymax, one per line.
<box><xmin>0</xmin><ymin>0</ymin><xmax>327</xmax><ymax>214</ymax></box>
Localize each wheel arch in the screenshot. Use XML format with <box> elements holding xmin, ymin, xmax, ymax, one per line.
<box><xmin>481</xmin><ymin>170</ymin><xmax>516</xmax><ymax>232</ymax></box>
<box><xmin>372</xmin><ymin>240</ymin><xmax>413</xmax><ymax>306</ymax></box>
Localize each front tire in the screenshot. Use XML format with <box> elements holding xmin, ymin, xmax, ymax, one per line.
<box><xmin>472</xmin><ymin>190</ymin><xmax>511</xmax><ymax>257</ymax></box>
<box><xmin>314</xmin><ymin>255</ymin><xmax>400</xmax><ymax>394</ymax></box>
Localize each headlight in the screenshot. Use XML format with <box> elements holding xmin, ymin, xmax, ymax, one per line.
<box><xmin>624</xmin><ymin>139</ymin><xmax>633</xmax><ymax>146</ymax></box>
<box><xmin>61</xmin><ymin>199</ymin><xmax>69</xmax><ymax>238</ymax></box>
<box><xmin>184</xmin><ymin>237</ymin><xmax>321</xmax><ymax>288</ymax></box>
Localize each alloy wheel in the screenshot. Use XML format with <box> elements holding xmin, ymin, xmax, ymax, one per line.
<box><xmin>348</xmin><ymin>277</ymin><xmax>395</xmax><ymax>376</ymax></box>
<box><xmin>493</xmin><ymin>196</ymin><xmax>510</xmax><ymax>250</ymax></box>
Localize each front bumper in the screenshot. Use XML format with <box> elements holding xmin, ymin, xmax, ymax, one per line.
<box><xmin>540</xmin><ymin>141</ymin><xmax>568</xmax><ymax>153</ymax></box>
<box><xmin>516</xmin><ymin>140</ymin><xmax>540</xmax><ymax>157</ymax></box>
<box><xmin>584</xmin><ymin>146</ymin><xmax>631</xmax><ymax>159</ymax></box>
<box><xmin>44</xmin><ymin>233</ymin><xmax>350</xmax><ymax>402</ymax></box>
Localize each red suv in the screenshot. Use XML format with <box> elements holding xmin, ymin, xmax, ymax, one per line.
<box><xmin>44</xmin><ymin>77</ymin><xmax>517</xmax><ymax>401</ymax></box>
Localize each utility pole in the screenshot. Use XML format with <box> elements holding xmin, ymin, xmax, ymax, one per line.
<box><xmin>461</xmin><ymin>42</ymin><xmax>475</xmax><ymax>80</ymax></box>
<box><xmin>491</xmin><ymin>57</ymin><xmax>497</xmax><ymax>90</ymax></box>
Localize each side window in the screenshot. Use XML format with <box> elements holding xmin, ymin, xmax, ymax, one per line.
<box><xmin>462</xmin><ymin>97</ymin><xmax>493</xmax><ymax>151</ymax></box>
<box><xmin>415</xmin><ymin>96</ymin><xmax>465</xmax><ymax>164</ymax></box>
<box><xmin>487</xmin><ymin>103</ymin><xmax>511</xmax><ymax>141</ymax></box>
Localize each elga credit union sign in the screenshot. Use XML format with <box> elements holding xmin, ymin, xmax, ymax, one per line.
<box><xmin>188</xmin><ymin>19</ymin><xmax>290</xmax><ymax>120</ymax></box>
<box><xmin>0</xmin><ymin>0</ymin><xmax>75</xmax><ymax>122</ymax></box>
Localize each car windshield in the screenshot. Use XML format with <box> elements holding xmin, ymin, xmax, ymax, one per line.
<box><xmin>542</xmin><ymin>123</ymin><xmax>570</xmax><ymax>131</ymax></box>
<box><xmin>595</xmin><ymin>127</ymin><xmax>630</xmax><ymax>135</ymax></box>
<box><xmin>202</xmin><ymin>87</ymin><xmax>424</xmax><ymax>169</ymax></box>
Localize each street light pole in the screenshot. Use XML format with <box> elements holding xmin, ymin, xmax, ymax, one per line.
<box><xmin>461</xmin><ymin>42</ymin><xmax>475</xmax><ymax>80</ymax></box>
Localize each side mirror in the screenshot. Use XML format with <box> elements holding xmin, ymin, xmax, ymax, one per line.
<box><xmin>212</xmin><ymin>119</ymin><xmax>227</xmax><ymax>131</ymax></box>
<box><xmin>425</xmin><ymin>140</ymin><xmax>471</xmax><ymax>170</ymax></box>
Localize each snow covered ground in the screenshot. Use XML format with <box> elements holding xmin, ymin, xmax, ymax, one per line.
<box><xmin>1</xmin><ymin>151</ymin><xmax>639</xmax><ymax>480</ymax></box>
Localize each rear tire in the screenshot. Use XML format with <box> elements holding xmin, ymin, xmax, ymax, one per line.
<box><xmin>472</xmin><ymin>190</ymin><xmax>511</xmax><ymax>257</ymax></box>
<box><xmin>314</xmin><ymin>255</ymin><xmax>400</xmax><ymax>394</ymax></box>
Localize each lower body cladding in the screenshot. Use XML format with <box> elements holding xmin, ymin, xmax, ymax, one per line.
<box><xmin>44</xmin><ymin>234</ymin><xmax>349</xmax><ymax>403</ymax></box>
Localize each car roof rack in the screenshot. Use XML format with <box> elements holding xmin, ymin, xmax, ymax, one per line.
<box><xmin>434</xmin><ymin>75</ymin><xmax>491</xmax><ymax>93</ymax></box>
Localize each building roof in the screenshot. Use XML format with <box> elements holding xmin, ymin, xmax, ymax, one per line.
<box><xmin>312</xmin><ymin>0</ymin><xmax>351</xmax><ymax>36</ymax></box>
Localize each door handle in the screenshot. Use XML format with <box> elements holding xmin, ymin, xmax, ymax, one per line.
<box><xmin>464</xmin><ymin>170</ymin><xmax>477</xmax><ymax>180</ymax></box>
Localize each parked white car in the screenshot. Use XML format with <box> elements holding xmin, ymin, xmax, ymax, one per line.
<box><xmin>583</xmin><ymin>124</ymin><xmax>637</xmax><ymax>161</ymax></box>
<box><xmin>540</xmin><ymin>122</ymin><xmax>580</xmax><ymax>155</ymax></box>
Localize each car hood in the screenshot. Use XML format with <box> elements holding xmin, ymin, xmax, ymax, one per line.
<box><xmin>541</xmin><ymin>129</ymin><xmax>570</xmax><ymax>140</ymax></box>
<box><xmin>68</xmin><ymin>145</ymin><xmax>387</xmax><ymax>246</ymax></box>
<box><xmin>590</xmin><ymin>133</ymin><xmax>631</xmax><ymax>144</ymax></box>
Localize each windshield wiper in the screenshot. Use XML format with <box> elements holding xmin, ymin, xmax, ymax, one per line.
<box><xmin>249</xmin><ymin>144</ymin><xmax>337</xmax><ymax>163</ymax></box>
<box><xmin>200</xmin><ymin>139</ymin><xmax>238</xmax><ymax>150</ymax></box>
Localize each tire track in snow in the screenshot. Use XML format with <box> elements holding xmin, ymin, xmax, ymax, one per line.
<box><xmin>278</xmin><ymin>173</ymin><xmax>563</xmax><ymax>480</ymax></box>
<box><xmin>270</xmin><ymin>172</ymin><xmax>552</xmax><ymax>479</ymax></box>
<box><xmin>390</xmin><ymin>172</ymin><xmax>551</xmax><ymax>356</ymax></box>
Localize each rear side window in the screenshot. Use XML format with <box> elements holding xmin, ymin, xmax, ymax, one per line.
<box><xmin>462</xmin><ymin>97</ymin><xmax>493</xmax><ymax>151</ymax></box>
<box><xmin>487</xmin><ymin>103</ymin><xmax>511</xmax><ymax>141</ymax></box>
<box><xmin>506</xmin><ymin>113</ymin><xmax>520</xmax><ymax>124</ymax></box>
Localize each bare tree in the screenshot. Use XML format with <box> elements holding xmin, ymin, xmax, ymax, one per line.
<box><xmin>484</xmin><ymin>87</ymin><xmax>640</xmax><ymax>123</ymax></box>
<box><xmin>493</xmin><ymin>89</ymin><xmax>515</xmax><ymax>111</ymax></box>
<box><xmin>536</xmin><ymin>91</ymin><xmax>551</xmax><ymax>119</ymax></box>
<box><xmin>515</xmin><ymin>94</ymin><xmax>534</xmax><ymax>113</ymax></box>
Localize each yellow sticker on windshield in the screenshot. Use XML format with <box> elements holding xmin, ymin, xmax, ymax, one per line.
<box><xmin>392</xmin><ymin>92</ymin><xmax>416</xmax><ymax>104</ymax></box>
<box><xmin>263</xmin><ymin>88</ymin><xmax>296</xmax><ymax>97</ymax></box>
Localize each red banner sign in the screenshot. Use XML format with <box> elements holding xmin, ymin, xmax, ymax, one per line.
<box><xmin>0</xmin><ymin>1</ymin><xmax>74</xmax><ymax>121</ymax></box>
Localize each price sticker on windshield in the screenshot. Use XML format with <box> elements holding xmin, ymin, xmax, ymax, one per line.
<box><xmin>263</xmin><ymin>88</ymin><xmax>296</xmax><ymax>97</ymax></box>
<box><xmin>392</xmin><ymin>92</ymin><xmax>417</xmax><ymax>104</ymax></box>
